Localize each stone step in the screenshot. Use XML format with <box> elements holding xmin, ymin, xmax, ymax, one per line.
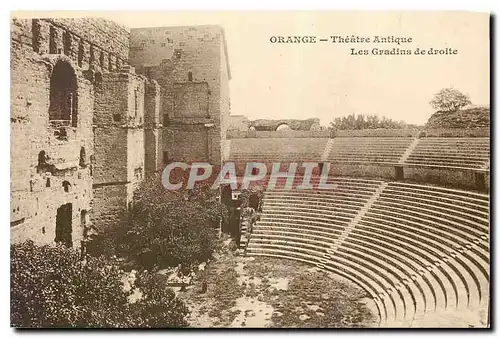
<box><xmin>378</xmin><ymin>195</ymin><xmax>488</xmax><ymax>227</ymax></box>
<box><xmin>382</xmin><ymin>189</ymin><xmax>489</xmax><ymax>217</ymax></box>
<box><xmin>260</xmin><ymin>212</ymin><xmax>352</xmax><ymax>228</ymax></box>
<box><xmin>251</xmin><ymin>233</ymin><xmax>335</xmax><ymax>249</ymax></box>
<box><xmin>388</xmin><ymin>182</ymin><xmax>489</xmax><ymax>202</ymax></box>
<box><xmin>361</xmin><ymin>213</ymin><xmax>489</xmax><ymax>263</ymax></box>
<box><xmin>256</xmin><ymin>224</ymin><xmax>346</xmax><ymax>239</ymax></box>
<box><xmin>262</xmin><ymin>205</ymin><xmax>357</xmax><ymax>221</ymax></box>
<box><xmin>368</xmin><ymin>205</ymin><xmax>487</xmax><ymax>242</ymax></box>
<box><xmin>354</xmin><ymin>221</ymin><xmax>487</xmax><ymax>309</ymax></box>
<box><xmin>372</xmin><ymin>200</ymin><xmax>488</xmax><ymax>234</ymax></box>
<box><xmin>332</xmin><ymin>248</ymin><xmax>418</xmax><ymax>323</ymax></box>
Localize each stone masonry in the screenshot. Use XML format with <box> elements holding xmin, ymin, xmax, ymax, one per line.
<box><xmin>10</xmin><ymin>18</ymin><xmax>229</xmax><ymax>247</ymax></box>
<box><xmin>129</xmin><ymin>25</ymin><xmax>231</xmax><ymax>165</ymax></box>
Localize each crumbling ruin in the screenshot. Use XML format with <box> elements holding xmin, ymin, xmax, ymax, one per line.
<box><xmin>10</xmin><ymin>18</ymin><xmax>230</xmax><ymax>248</ymax></box>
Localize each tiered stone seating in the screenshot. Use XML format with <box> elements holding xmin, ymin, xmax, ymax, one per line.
<box><xmin>228</xmin><ymin>138</ymin><xmax>327</xmax><ymax>162</ymax></box>
<box><xmin>246</xmin><ymin>179</ymin><xmax>490</xmax><ymax>327</ymax></box>
<box><xmin>405</xmin><ymin>138</ymin><xmax>490</xmax><ymax>170</ymax></box>
<box><xmin>327</xmin><ymin>137</ymin><xmax>414</xmax><ymax>165</ymax></box>
<box><xmin>246</xmin><ymin>177</ymin><xmax>390</xmax><ymax>322</ymax></box>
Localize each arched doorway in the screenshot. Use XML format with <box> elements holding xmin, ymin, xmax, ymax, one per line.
<box><xmin>276</xmin><ymin>123</ymin><xmax>291</xmax><ymax>131</ymax></box>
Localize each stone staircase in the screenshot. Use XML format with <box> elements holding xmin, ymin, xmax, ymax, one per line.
<box><xmin>319</xmin><ymin>181</ymin><xmax>388</xmax><ymax>267</ymax></box>
<box><xmin>321</xmin><ymin>138</ymin><xmax>335</xmax><ymax>162</ymax></box>
<box><xmin>245</xmin><ymin>179</ymin><xmax>490</xmax><ymax>327</ymax></box>
<box><xmin>398</xmin><ymin>137</ymin><xmax>420</xmax><ymax>164</ymax></box>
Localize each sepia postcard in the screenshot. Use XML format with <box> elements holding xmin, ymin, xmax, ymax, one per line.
<box><xmin>10</xmin><ymin>11</ymin><xmax>490</xmax><ymax>329</ymax></box>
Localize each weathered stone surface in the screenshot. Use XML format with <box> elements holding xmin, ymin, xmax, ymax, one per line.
<box><xmin>11</xmin><ymin>18</ymin><xmax>229</xmax><ymax>246</ymax></box>
<box><xmin>129</xmin><ymin>25</ymin><xmax>231</xmax><ymax>164</ymax></box>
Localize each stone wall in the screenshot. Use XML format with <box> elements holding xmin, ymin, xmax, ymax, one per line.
<box><xmin>92</xmin><ymin>68</ymin><xmax>149</xmax><ymax>230</ymax></box>
<box><xmin>144</xmin><ymin>80</ymin><xmax>162</xmax><ymax>175</ymax></box>
<box><xmin>226</xmin><ymin>130</ymin><xmax>332</xmax><ymax>139</ymax></box>
<box><xmin>13</xmin><ymin>17</ymin><xmax>130</xmax><ymax>74</ymax></box>
<box><xmin>327</xmin><ymin>163</ymin><xmax>397</xmax><ymax>180</ymax></box>
<box><xmin>227</xmin><ymin>115</ymin><xmax>250</xmax><ymax>131</ymax></box>
<box><xmin>11</xmin><ymin>18</ymin><xmax>97</xmax><ymax>247</ymax></box>
<box><xmin>423</xmin><ymin>128</ymin><xmax>490</xmax><ymax>138</ymax></box>
<box><xmin>129</xmin><ymin>25</ymin><xmax>231</xmax><ymax>165</ymax></box>
<box><xmin>403</xmin><ymin>166</ymin><xmax>489</xmax><ymax>192</ymax></box>
<box><xmin>11</xmin><ymin>17</ymin><xmax>161</xmax><ymax>246</ymax></box>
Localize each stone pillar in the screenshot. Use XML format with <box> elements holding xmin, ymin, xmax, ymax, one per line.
<box><xmin>144</xmin><ymin>79</ymin><xmax>161</xmax><ymax>176</ymax></box>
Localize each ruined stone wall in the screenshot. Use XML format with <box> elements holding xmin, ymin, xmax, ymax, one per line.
<box><xmin>129</xmin><ymin>25</ymin><xmax>230</xmax><ymax>165</ymax></box>
<box><xmin>163</xmin><ymin>125</ymin><xmax>209</xmax><ymax>162</ymax></box>
<box><xmin>92</xmin><ymin>67</ymin><xmax>149</xmax><ymax>230</ymax></box>
<box><xmin>144</xmin><ymin>80</ymin><xmax>162</xmax><ymax>174</ymax></box>
<box><xmin>227</xmin><ymin>115</ymin><xmax>250</xmax><ymax>131</ymax></box>
<box><xmin>25</xmin><ymin>17</ymin><xmax>129</xmax><ymax>72</ymax></box>
<box><xmin>10</xmin><ymin>18</ymin><xmax>106</xmax><ymax>247</ymax></box>
<box><xmin>403</xmin><ymin>166</ymin><xmax>488</xmax><ymax>192</ymax></box>
<box><xmin>42</xmin><ymin>18</ymin><xmax>129</xmax><ymax>63</ymax></box>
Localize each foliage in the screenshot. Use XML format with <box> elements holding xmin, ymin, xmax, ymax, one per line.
<box><xmin>329</xmin><ymin>113</ymin><xmax>408</xmax><ymax>130</ymax></box>
<box><xmin>426</xmin><ymin>106</ymin><xmax>490</xmax><ymax>129</ymax></box>
<box><xmin>107</xmin><ymin>173</ymin><xmax>227</xmax><ymax>271</ymax></box>
<box><xmin>238</xmin><ymin>187</ymin><xmax>265</xmax><ymax>209</ymax></box>
<box><xmin>11</xmin><ymin>240</ymin><xmax>189</xmax><ymax>328</ymax></box>
<box><xmin>125</xmin><ymin>271</ymin><xmax>189</xmax><ymax>328</ymax></box>
<box><xmin>429</xmin><ymin>87</ymin><xmax>471</xmax><ymax>112</ymax></box>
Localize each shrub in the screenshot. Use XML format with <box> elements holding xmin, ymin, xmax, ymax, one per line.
<box><xmin>124</xmin><ymin>271</ymin><xmax>189</xmax><ymax>328</ymax></box>
<box><xmin>106</xmin><ymin>174</ymin><xmax>226</xmax><ymax>271</ymax></box>
<box><xmin>11</xmin><ymin>241</ymin><xmax>188</xmax><ymax>328</ymax></box>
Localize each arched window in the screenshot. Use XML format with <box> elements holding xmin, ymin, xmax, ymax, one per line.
<box><xmin>49</xmin><ymin>61</ymin><xmax>78</xmax><ymax>127</ymax></box>
<box><xmin>62</xmin><ymin>181</ymin><xmax>71</xmax><ymax>192</ymax></box>
<box><xmin>81</xmin><ymin>210</ymin><xmax>87</xmax><ymax>227</ymax></box>
<box><xmin>38</xmin><ymin>150</ymin><xmax>47</xmax><ymax>166</ymax></box>
<box><xmin>37</xmin><ymin>150</ymin><xmax>50</xmax><ymax>174</ymax></box>
<box><xmin>188</xmin><ymin>71</ymin><xmax>193</xmax><ymax>81</ymax></box>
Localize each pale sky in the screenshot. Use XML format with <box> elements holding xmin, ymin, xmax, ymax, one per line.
<box><xmin>23</xmin><ymin>11</ymin><xmax>490</xmax><ymax>126</ymax></box>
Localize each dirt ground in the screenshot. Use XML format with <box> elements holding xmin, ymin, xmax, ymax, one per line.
<box><xmin>178</xmin><ymin>252</ymin><xmax>377</xmax><ymax>328</ymax></box>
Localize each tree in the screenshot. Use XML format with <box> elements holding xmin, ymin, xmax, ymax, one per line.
<box><xmin>430</xmin><ymin>88</ymin><xmax>471</xmax><ymax>112</ymax></box>
<box><xmin>11</xmin><ymin>240</ymin><xmax>189</xmax><ymax>328</ymax></box>
<box><xmin>104</xmin><ymin>173</ymin><xmax>227</xmax><ymax>271</ymax></box>
<box><xmin>329</xmin><ymin>113</ymin><xmax>408</xmax><ymax>130</ymax></box>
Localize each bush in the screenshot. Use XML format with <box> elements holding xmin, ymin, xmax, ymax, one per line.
<box><xmin>106</xmin><ymin>174</ymin><xmax>227</xmax><ymax>271</ymax></box>
<box><xmin>11</xmin><ymin>241</ymin><xmax>188</xmax><ymax>328</ymax></box>
<box><xmin>125</xmin><ymin>271</ymin><xmax>189</xmax><ymax>328</ymax></box>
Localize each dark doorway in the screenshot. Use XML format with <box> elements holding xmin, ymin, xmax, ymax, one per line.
<box><xmin>395</xmin><ymin>165</ymin><xmax>404</xmax><ymax>181</ymax></box>
<box><xmin>249</xmin><ymin>192</ymin><xmax>260</xmax><ymax>210</ymax></box>
<box><xmin>475</xmin><ymin>172</ymin><xmax>486</xmax><ymax>192</ymax></box>
<box><xmin>55</xmin><ymin>203</ymin><xmax>72</xmax><ymax>247</ymax></box>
